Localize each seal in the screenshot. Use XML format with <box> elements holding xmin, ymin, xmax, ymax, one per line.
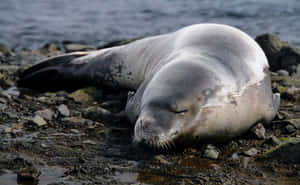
<box><xmin>18</xmin><ymin>24</ymin><xmax>280</xmax><ymax>149</ymax></box>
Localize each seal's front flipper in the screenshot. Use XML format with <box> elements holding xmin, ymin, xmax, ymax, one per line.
<box><xmin>263</xmin><ymin>93</ymin><xmax>280</xmax><ymax>124</ymax></box>
<box><xmin>18</xmin><ymin>52</ymin><xmax>90</xmax><ymax>92</ymax></box>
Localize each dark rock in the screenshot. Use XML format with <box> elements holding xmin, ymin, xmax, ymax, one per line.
<box><xmin>276</xmin><ymin>69</ymin><xmax>289</xmax><ymax>76</ymax></box>
<box><xmin>285</xmin><ymin>124</ymin><xmax>296</xmax><ymax>133</ymax></box>
<box><xmin>277</xmin><ymin>46</ymin><xmax>300</xmax><ymax>75</ymax></box>
<box><xmin>255</xmin><ymin>33</ymin><xmax>285</xmax><ymax>71</ymax></box>
<box><xmin>261</xmin><ymin>137</ymin><xmax>300</xmax><ymax>163</ymax></box>
<box><xmin>17</xmin><ymin>167</ymin><xmax>40</xmax><ymax>182</ymax></box>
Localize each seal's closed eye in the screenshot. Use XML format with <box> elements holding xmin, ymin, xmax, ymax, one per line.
<box><xmin>170</xmin><ymin>104</ymin><xmax>188</xmax><ymax>114</ymax></box>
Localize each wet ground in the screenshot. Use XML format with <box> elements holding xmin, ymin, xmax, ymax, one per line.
<box><xmin>0</xmin><ymin>40</ymin><xmax>299</xmax><ymax>185</ymax></box>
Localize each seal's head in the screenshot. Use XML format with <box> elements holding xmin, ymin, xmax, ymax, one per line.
<box><xmin>133</xmin><ymin>60</ymin><xmax>220</xmax><ymax>149</ymax></box>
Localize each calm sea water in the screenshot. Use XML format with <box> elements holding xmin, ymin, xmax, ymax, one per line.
<box><xmin>0</xmin><ymin>0</ymin><xmax>299</xmax><ymax>50</ymax></box>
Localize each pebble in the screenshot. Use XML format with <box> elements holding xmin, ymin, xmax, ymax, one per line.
<box><xmin>276</xmin><ymin>69</ymin><xmax>289</xmax><ymax>76</ymax></box>
<box><xmin>285</xmin><ymin>124</ymin><xmax>296</xmax><ymax>133</ymax></box>
<box><xmin>243</xmin><ymin>148</ymin><xmax>258</xmax><ymax>156</ymax></box>
<box><xmin>70</xmin><ymin>129</ymin><xmax>80</xmax><ymax>134</ymax></box>
<box><xmin>250</xmin><ymin>123</ymin><xmax>266</xmax><ymax>139</ymax></box>
<box><xmin>57</xmin><ymin>104</ymin><xmax>70</xmax><ymax>117</ymax></box>
<box><xmin>35</xmin><ymin>109</ymin><xmax>54</xmax><ymax>121</ymax></box>
<box><xmin>0</xmin><ymin>103</ymin><xmax>7</xmax><ymax>111</ymax></box>
<box><xmin>17</xmin><ymin>167</ymin><xmax>40</xmax><ymax>182</ymax></box>
<box><xmin>203</xmin><ymin>144</ymin><xmax>219</xmax><ymax>159</ymax></box>
<box><xmin>154</xmin><ymin>155</ymin><xmax>170</xmax><ymax>165</ymax></box>
<box><xmin>83</xmin><ymin>140</ymin><xmax>97</xmax><ymax>145</ymax></box>
<box><xmin>32</xmin><ymin>115</ymin><xmax>47</xmax><ymax>127</ymax></box>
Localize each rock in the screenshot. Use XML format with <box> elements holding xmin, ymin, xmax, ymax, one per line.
<box><xmin>277</xmin><ymin>46</ymin><xmax>300</xmax><ymax>75</ymax></box>
<box><xmin>68</xmin><ymin>87</ymin><xmax>96</xmax><ymax>104</ymax></box>
<box><xmin>285</xmin><ymin>124</ymin><xmax>296</xmax><ymax>133</ymax></box>
<box><xmin>0</xmin><ymin>44</ymin><xmax>12</xmax><ymax>56</ymax></box>
<box><xmin>35</xmin><ymin>109</ymin><xmax>54</xmax><ymax>121</ymax></box>
<box><xmin>100</xmin><ymin>100</ymin><xmax>123</xmax><ymax>109</ymax></box>
<box><xmin>3</xmin><ymin>127</ymin><xmax>13</xmax><ymax>134</ymax></box>
<box><xmin>284</xmin><ymin>119</ymin><xmax>300</xmax><ymax>129</ymax></box>
<box><xmin>261</xmin><ymin>137</ymin><xmax>300</xmax><ymax>163</ymax></box>
<box><xmin>31</xmin><ymin>115</ymin><xmax>47</xmax><ymax>127</ymax></box>
<box><xmin>83</xmin><ymin>140</ymin><xmax>97</xmax><ymax>145</ymax></box>
<box><xmin>64</xmin><ymin>43</ymin><xmax>96</xmax><ymax>52</ymax></box>
<box><xmin>0</xmin><ymin>103</ymin><xmax>7</xmax><ymax>111</ymax></box>
<box><xmin>243</xmin><ymin>148</ymin><xmax>258</xmax><ymax>156</ymax></box>
<box><xmin>2</xmin><ymin>87</ymin><xmax>20</xmax><ymax>97</ymax></box>
<box><xmin>70</xmin><ymin>129</ymin><xmax>80</xmax><ymax>134</ymax></box>
<box><xmin>250</xmin><ymin>123</ymin><xmax>266</xmax><ymax>139</ymax></box>
<box><xmin>203</xmin><ymin>144</ymin><xmax>219</xmax><ymax>159</ymax></box>
<box><xmin>154</xmin><ymin>155</ymin><xmax>170</xmax><ymax>165</ymax></box>
<box><xmin>276</xmin><ymin>69</ymin><xmax>289</xmax><ymax>76</ymax></box>
<box><xmin>17</xmin><ymin>167</ymin><xmax>40</xmax><ymax>182</ymax></box>
<box><xmin>255</xmin><ymin>33</ymin><xmax>285</xmax><ymax>71</ymax></box>
<box><xmin>83</xmin><ymin>106</ymin><xmax>111</xmax><ymax>121</ymax></box>
<box><xmin>61</xmin><ymin>117</ymin><xmax>87</xmax><ymax>125</ymax></box>
<box><xmin>57</xmin><ymin>104</ymin><xmax>70</xmax><ymax>117</ymax></box>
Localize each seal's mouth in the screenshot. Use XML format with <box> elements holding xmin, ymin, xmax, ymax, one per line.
<box><xmin>133</xmin><ymin>134</ymin><xmax>176</xmax><ymax>150</ymax></box>
<box><xmin>133</xmin><ymin>120</ymin><xmax>178</xmax><ymax>150</ymax></box>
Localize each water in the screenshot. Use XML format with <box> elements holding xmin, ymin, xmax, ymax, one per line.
<box><xmin>0</xmin><ymin>0</ymin><xmax>299</xmax><ymax>50</ymax></box>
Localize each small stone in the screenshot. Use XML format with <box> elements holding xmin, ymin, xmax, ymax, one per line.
<box><xmin>41</xmin><ymin>143</ymin><xmax>48</xmax><ymax>148</ymax></box>
<box><xmin>276</xmin><ymin>69</ymin><xmax>289</xmax><ymax>76</ymax></box>
<box><xmin>83</xmin><ymin>106</ymin><xmax>111</xmax><ymax>121</ymax></box>
<box><xmin>4</xmin><ymin>127</ymin><xmax>12</xmax><ymax>133</ymax></box>
<box><xmin>0</xmin><ymin>103</ymin><xmax>7</xmax><ymax>111</ymax></box>
<box><xmin>17</xmin><ymin>167</ymin><xmax>40</xmax><ymax>182</ymax></box>
<box><xmin>284</xmin><ymin>119</ymin><xmax>300</xmax><ymax>129</ymax></box>
<box><xmin>0</xmin><ymin>97</ymin><xmax>7</xmax><ymax>103</ymax></box>
<box><xmin>242</xmin><ymin>157</ymin><xmax>251</xmax><ymax>168</ymax></box>
<box><xmin>70</xmin><ymin>129</ymin><xmax>80</xmax><ymax>134</ymax></box>
<box><xmin>61</xmin><ymin>117</ymin><xmax>86</xmax><ymax>125</ymax></box>
<box><xmin>250</xmin><ymin>123</ymin><xmax>266</xmax><ymax>139</ymax></box>
<box><xmin>230</xmin><ymin>153</ymin><xmax>239</xmax><ymax>160</ymax></box>
<box><xmin>203</xmin><ymin>144</ymin><xmax>219</xmax><ymax>159</ymax></box>
<box><xmin>6</xmin><ymin>112</ymin><xmax>19</xmax><ymax>119</ymax></box>
<box><xmin>32</xmin><ymin>115</ymin><xmax>47</xmax><ymax>127</ymax></box>
<box><xmin>243</xmin><ymin>148</ymin><xmax>258</xmax><ymax>156</ymax></box>
<box><xmin>285</xmin><ymin>124</ymin><xmax>296</xmax><ymax>133</ymax></box>
<box><xmin>83</xmin><ymin>140</ymin><xmax>96</xmax><ymax>145</ymax></box>
<box><xmin>2</xmin><ymin>87</ymin><xmax>19</xmax><ymax>97</ymax></box>
<box><xmin>57</xmin><ymin>104</ymin><xmax>70</xmax><ymax>117</ymax></box>
<box><xmin>35</xmin><ymin>109</ymin><xmax>54</xmax><ymax>121</ymax></box>
<box><xmin>154</xmin><ymin>155</ymin><xmax>170</xmax><ymax>164</ymax></box>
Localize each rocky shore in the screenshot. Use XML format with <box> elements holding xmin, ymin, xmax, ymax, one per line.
<box><xmin>0</xmin><ymin>35</ymin><xmax>299</xmax><ymax>185</ymax></box>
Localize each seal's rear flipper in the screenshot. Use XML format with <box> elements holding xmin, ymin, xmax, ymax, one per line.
<box><xmin>18</xmin><ymin>52</ymin><xmax>90</xmax><ymax>92</ymax></box>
